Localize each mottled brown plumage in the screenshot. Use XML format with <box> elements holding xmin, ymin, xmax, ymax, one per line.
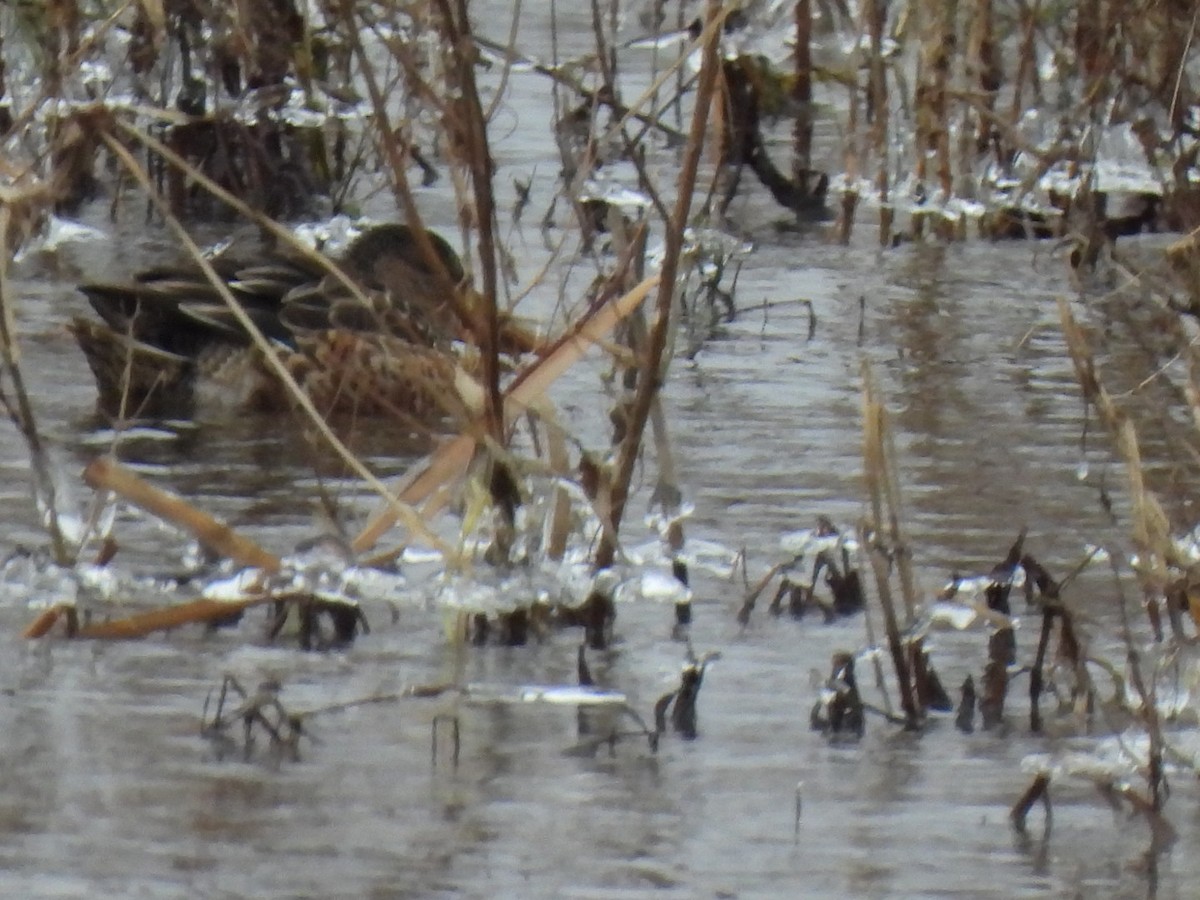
<box><xmin>70</xmin><ymin>224</ymin><xmax>527</xmax><ymax>426</ymax></box>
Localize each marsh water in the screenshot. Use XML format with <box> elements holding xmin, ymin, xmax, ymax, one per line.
<box><xmin>3</xmin><ymin>7</ymin><xmax>1200</xmax><ymax>900</ymax></box>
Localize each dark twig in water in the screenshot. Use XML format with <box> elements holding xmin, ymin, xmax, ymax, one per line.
<box><xmin>955</xmin><ymin>676</ymin><xmax>976</xmax><ymax>733</ymax></box>
<box><xmin>266</xmin><ymin>595</ymin><xmax>369</xmax><ymax>650</ymax></box>
<box><xmin>654</xmin><ymin>647</ymin><xmax>720</xmax><ymax>740</ymax></box>
<box><xmin>1010</xmin><ymin>773</ymin><xmax>1052</xmax><ymax>833</ymax></box>
<box><xmin>980</xmin><ymin>628</ymin><xmax>1012</xmax><ymax>730</ymax></box>
<box><xmin>202</xmin><ymin>675</ymin><xmax>307</xmax><ymax>762</ymax></box>
<box><xmin>1026</xmin><ymin>556</ymin><xmax>1063</xmax><ymax>734</ymax></box>
<box><xmin>432</xmin><ymin>714</ymin><xmax>461</xmax><ymax>769</ymax></box>
<box><xmin>737</xmin><ymin>561</ymin><xmax>786</xmax><ymax>625</ymax></box>
<box><xmin>577</xmin><ymin>642</ymin><xmax>594</xmax><ymax>687</ymax></box>
<box><xmin>811</xmin><ymin>651</ymin><xmax>868</xmax><ymax>740</ymax></box>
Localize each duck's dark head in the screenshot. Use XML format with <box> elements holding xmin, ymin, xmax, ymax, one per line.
<box><xmin>339</xmin><ymin>224</ymin><xmax>465</xmax><ymax>289</ymax></box>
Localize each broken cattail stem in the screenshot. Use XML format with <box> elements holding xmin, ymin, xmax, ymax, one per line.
<box><xmin>955</xmin><ymin>675</ymin><xmax>976</xmax><ymax>733</ymax></box>
<box><xmin>863</xmin><ymin>363</ymin><xmax>918</xmax><ymax>623</ymax></box>
<box><xmin>77</xmin><ymin>596</ymin><xmax>271</xmax><ymax>640</ymax></box>
<box><xmin>737</xmin><ymin>561</ymin><xmax>786</xmax><ymax>625</ymax></box>
<box><xmin>910</xmin><ymin>638</ymin><xmax>952</xmax><ymax>713</ymax></box>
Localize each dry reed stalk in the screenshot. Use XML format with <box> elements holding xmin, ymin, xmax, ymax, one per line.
<box><xmin>1058</xmin><ymin>297</ymin><xmax>1200</xmax><ymax>633</ymax></box>
<box><xmin>534</xmin><ymin>400</ymin><xmax>574</xmax><ymax>561</ymax></box>
<box><xmin>36</xmin><ymin>591</ymin><xmax>313</xmax><ymax>641</ymax></box>
<box><xmin>1187</xmin><ymin>356</ymin><xmax>1200</xmax><ymax>485</ymax></box>
<box><xmin>610</xmin><ymin>214</ymin><xmax>682</xmax><ymax>520</ymax></box>
<box><xmin>0</xmin><ymin>203</ymin><xmax>71</xmax><ymax>564</ymax></box>
<box><xmin>866</xmin><ymin>0</ymin><xmax>891</xmax><ymax>247</ymax></box>
<box><xmin>588</xmin><ymin>0</ymin><xmax>619</xmax><ymax>92</ymax></box>
<box><xmin>861</xmin><ymin>361</ymin><xmax>920</xmax><ymax>728</ymax></box>
<box><xmin>480</xmin><ymin>0</ymin><xmax>525</xmax><ymax>123</ymax></box>
<box><xmin>593</xmin><ymin>2</ymin><xmax>725</xmax><ymax>570</ymax></box>
<box><xmin>862</xmin><ymin>363</ymin><xmax>919</xmax><ymax>622</ymax></box>
<box><xmin>853</xmin><ymin>540</ymin><xmax>897</xmax><ymax>718</ymax></box>
<box><xmin>431</xmin><ymin>0</ymin><xmax>504</xmax><ymax>440</ymax></box>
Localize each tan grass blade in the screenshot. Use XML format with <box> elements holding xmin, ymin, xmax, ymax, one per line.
<box><xmin>84</xmin><ymin>457</ymin><xmax>281</xmax><ymax>571</ymax></box>
<box><xmin>23</xmin><ymin>458</ymin><xmax>285</xmax><ymax>639</ymax></box>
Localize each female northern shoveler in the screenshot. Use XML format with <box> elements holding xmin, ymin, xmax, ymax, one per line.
<box><xmin>70</xmin><ymin>224</ymin><xmax>532</xmax><ymax>426</ymax></box>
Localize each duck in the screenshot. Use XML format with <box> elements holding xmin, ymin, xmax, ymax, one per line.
<box><xmin>70</xmin><ymin>223</ymin><xmax>537</xmax><ymax>426</ymax></box>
